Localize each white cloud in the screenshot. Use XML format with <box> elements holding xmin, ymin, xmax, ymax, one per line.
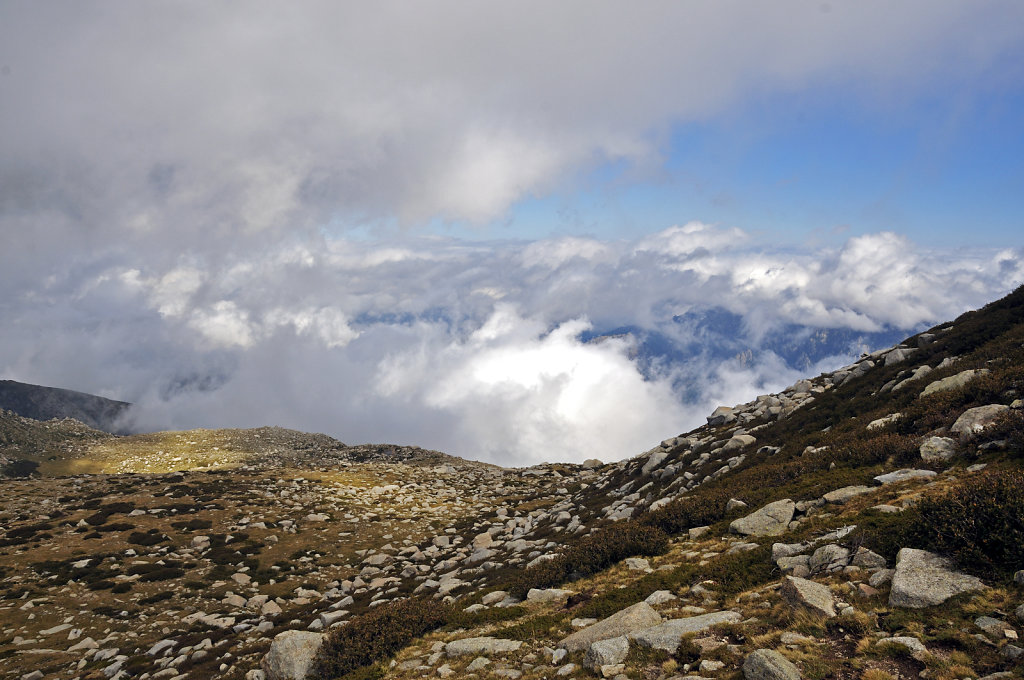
<box><xmin>3</xmin><ymin>227</ymin><xmax>1020</xmax><ymax>466</ymax></box>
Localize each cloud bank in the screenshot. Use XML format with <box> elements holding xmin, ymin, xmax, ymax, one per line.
<box><xmin>2</xmin><ymin>225</ymin><xmax>1020</xmax><ymax>466</ymax></box>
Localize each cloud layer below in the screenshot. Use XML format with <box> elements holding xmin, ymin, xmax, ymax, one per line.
<box><xmin>2</xmin><ymin>225</ymin><xmax>1020</xmax><ymax>466</ymax></box>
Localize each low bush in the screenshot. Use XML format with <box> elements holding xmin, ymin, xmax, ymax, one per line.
<box><xmin>904</xmin><ymin>469</ymin><xmax>1024</xmax><ymax>580</ymax></box>
<box><xmin>642</xmin><ymin>489</ymin><xmax>731</xmax><ymax>535</ymax></box>
<box><xmin>312</xmin><ymin>597</ymin><xmax>452</xmax><ymax>679</ymax></box>
<box><xmin>505</xmin><ymin>522</ymin><xmax>669</xmax><ymax>598</ymax></box>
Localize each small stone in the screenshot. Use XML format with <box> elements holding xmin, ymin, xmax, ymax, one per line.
<box><xmin>877</xmin><ymin>636</ymin><xmax>928</xmax><ymax>661</ymax></box>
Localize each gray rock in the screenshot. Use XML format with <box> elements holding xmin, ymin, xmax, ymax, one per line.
<box><xmin>726</xmin><ymin>498</ymin><xmax>749</xmax><ymax>512</ymax></box>
<box><xmin>889</xmin><ymin>548</ymin><xmax>985</xmax><ymax>608</ymax></box>
<box><xmin>729</xmin><ymin>499</ymin><xmax>795</xmax><ymax>537</ymax></box>
<box><xmin>780</xmin><ymin>577</ymin><xmax>836</xmax><ymax>618</ymax></box>
<box><xmin>623</xmin><ymin>558</ymin><xmax>650</xmax><ymax>571</ymax></box>
<box><xmin>1015</xmin><ymin>570</ymin><xmax>1024</xmax><ymax>586</ymax></box>
<box><xmin>527</xmin><ymin>588</ymin><xmax>573</xmax><ymax>603</ymax></box>
<box><xmin>869</xmin><ymin>569</ymin><xmax>895</xmax><ymax>587</ymax></box>
<box><xmin>260</xmin><ymin>631</ymin><xmax>325</xmax><ymax>680</ymax></box>
<box><xmin>951</xmin><ymin>404</ymin><xmax>1009</xmax><ymax>436</ymax></box>
<box><xmin>919</xmin><ymin>436</ymin><xmax>957</xmax><ymax>463</ymax></box>
<box><xmin>723</xmin><ymin>434</ymin><xmax>757</xmax><ymax>453</ymax></box>
<box><xmin>822</xmin><ymin>486</ymin><xmax>873</xmax><ymax>504</ymax></box>
<box><xmin>885</xmin><ymin>348</ymin><xmax>916</xmax><ymax>366</ymax></box>
<box><xmin>873</xmin><ymin>469</ymin><xmax>937</xmax><ymax>485</ymax></box>
<box><xmin>642</xmin><ymin>450</ymin><xmax>668</xmax><ymax>475</ymax></box>
<box><xmin>851</xmin><ymin>547</ymin><xmax>887</xmax><ymax>569</ymax></box>
<box><xmin>1015</xmin><ymin>604</ymin><xmax>1024</xmax><ymax>622</ymax></box>
<box><xmin>445</xmin><ymin>637</ymin><xmax>523</xmax><ymax>657</ymax></box>
<box><xmin>975</xmin><ymin>616</ymin><xmax>1016</xmax><ymax>638</ymax></box>
<box><xmin>921</xmin><ymin>369</ymin><xmax>989</xmax><ymax>397</ymax></box>
<box><xmin>630</xmin><ymin>611</ymin><xmax>742</xmax><ymax>652</ymax></box>
<box><xmin>707</xmin><ymin>406</ymin><xmax>735</xmax><ymax>426</ymax></box>
<box><xmin>809</xmin><ymin>544</ymin><xmax>850</xmax><ymax>573</ymax></box>
<box><xmin>644</xmin><ymin>590</ymin><xmax>677</xmax><ymax>605</ymax></box>
<box><xmin>583</xmin><ymin>636</ymin><xmax>629</xmax><ymax>671</ymax></box>
<box><xmin>877</xmin><ymin>636</ymin><xmax>928</xmax><ymax>661</ymax></box>
<box><xmin>743</xmin><ymin>649</ymin><xmax>801</xmax><ymax>680</ymax></box>
<box><xmin>867</xmin><ymin>414</ymin><xmax>902</xmax><ymax>431</ymax></box>
<box><xmin>559</xmin><ymin>601</ymin><xmax>662</xmax><ymax>652</ymax></box>
<box><xmin>582</xmin><ymin>458</ymin><xmax>603</xmax><ymax>469</ymax></box>
<box><xmin>777</xmin><ymin>555</ymin><xmax>810</xmax><ymax>575</ymax></box>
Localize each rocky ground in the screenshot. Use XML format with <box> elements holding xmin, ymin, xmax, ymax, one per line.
<box><xmin>2</xmin><ymin>288</ymin><xmax>1024</xmax><ymax>680</ymax></box>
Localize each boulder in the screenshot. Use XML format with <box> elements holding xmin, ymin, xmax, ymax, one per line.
<box><xmin>445</xmin><ymin>637</ymin><xmax>523</xmax><ymax>657</ymax></box>
<box><xmin>867</xmin><ymin>414</ymin><xmax>902</xmax><ymax>431</ymax></box>
<box><xmin>707</xmin><ymin>406</ymin><xmax>735</xmax><ymax>426</ymax></box>
<box><xmin>873</xmin><ymin>469</ymin><xmax>937</xmax><ymax>485</ymax></box>
<box><xmin>582</xmin><ymin>458</ymin><xmax>603</xmax><ymax>469</ymax></box>
<box><xmin>889</xmin><ymin>548</ymin><xmax>985</xmax><ymax>608</ymax></box>
<box><xmin>559</xmin><ymin>601</ymin><xmax>662</xmax><ymax>652</ymax></box>
<box><xmin>583</xmin><ymin>636</ymin><xmax>629</xmax><ymax>671</ymax></box>
<box><xmin>951</xmin><ymin>405</ymin><xmax>1009</xmax><ymax>437</ymax></box>
<box><xmin>919</xmin><ymin>436</ymin><xmax>957</xmax><ymax>463</ymax></box>
<box><xmin>260</xmin><ymin>631</ymin><xmax>325</xmax><ymax>680</ymax></box>
<box><xmin>642</xmin><ymin>450</ymin><xmax>668</xmax><ymax>475</ymax></box>
<box><xmin>822</xmin><ymin>486</ymin><xmax>872</xmax><ymax>504</ymax></box>
<box><xmin>730</xmin><ymin>499</ymin><xmax>795</xmax><ymax>537</ymax></box>
<box><xmin>809</xmin><ymin>544</ymin><xmax>850</xmax><ymax>573</ymax></box>
<box><xmin>780</xmin><ymin>577</ymin><xmax>836</xmax><ymax>618</ymax></box>
<box><xmin>876</xmin><ymin>637</ymin><xmax>928</xmax><ymax>661</ymax></box>
<box><xmin>526</xmin><ymin>588</ymin><xmax>573</xmax><ymax>603</ymax></box>
<box><xmin>630</xmin><ymin>611</ymin><xmax>742</xmax><ymax>652</ymax></box>
<box><xmin>920</xmin><ymin>369</ymin><xmax>989</xmax><ymax>397</ymax></box>
<box><xmin>723</xmin><ymin>434</ymin><xmax>757</xmax><ymax>453</ymax></box>
<box><xmin>743</xmin><ymin>649</ymin><xmax>801</xmax><ymax>680</ymax></box>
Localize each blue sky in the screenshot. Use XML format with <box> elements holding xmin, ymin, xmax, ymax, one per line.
<box><xmin>493</xmin><ymin>83</ymin><xmax>1024</xmax><ymax>246</ymax></box>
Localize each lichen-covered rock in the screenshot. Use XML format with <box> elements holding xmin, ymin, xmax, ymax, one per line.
<box><xmin>583</xmin><ymin>636</ymin><xmax>628</xmax><ymax>671</ymax></box>
<box><xmin>729</xmin><ymin>499</ymin><xmax>795</xmax><ymax>537</ymax></box>
<box><xmin>445</xmin><ymin>637</ymin><xmax>523</xmax><ymax>657</ymax></box>
<box><xmin>951</xmin><ymin>404</ymin><xmax>1009</xmax><ymax>436</ymax></box>
<box><xmin>630</xmin><ymin>611</ymin><xmax>742</xmax><ymax>652</ymax></box>
<box><xmin>743</xmin><ymin>649</ymin><xmax>801</xmax><ymax>680</ymax></box>
<box><xmin>558</xmin><ymin>601</ymin><xmax>662</xmax><ymax>652</ymax></box>
<box><xmin>920</xmin><ymin>436</ymin><xmax>957</xmax><ymax>462</ymax></box>
<box><xmin>889</xmin><ymin>548</ymin><xmax>985</xmax><ymax>608</ymax></box>
<box><xmin>920</xmin><ymin>369</ymin><xmax>989</xmax><ymax>397</ymax></box>
<box><xmin>260</xmin><ymin>631</ymin><xmax>324</xmax><ymax>680</ymax></box>
<box><xmin>780</xmin><ymin>576</ymin><xmax>836</xmax><ymax>618</ymax></box>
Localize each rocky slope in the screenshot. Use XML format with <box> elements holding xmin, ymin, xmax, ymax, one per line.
<box><xmin>0</xmin><ymin>380</ymin><xmax>131</xmax><ymax>433</ymax></box>
<box><xmin>1</xmin><ymin>287</ymin><xmax>1023</xmax><ymax>680</ymax></box>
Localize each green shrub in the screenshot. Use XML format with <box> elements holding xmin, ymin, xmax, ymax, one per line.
<box><xmin>313</xmin><ymin>597</ymin><xmax>452</xmax><ymax>679</ymax></box>
<box><xmin>642</xmin><ymin>489</ymin><xmax>731</xmax><ymax>535</ymax></box>
<box><xmin>904</xmin><ymin>469</ymin><xmax>1024</xmax><ymax>580</ymax></box>
<box><xmin>505</xmin><ymin>522</ymin><xmax>668</xmax><ymax>598</ymax></box>
<box><xmin>711</xmin><ymin>546</ymin><xmax>775</xmax><ymax>596</ymax></box>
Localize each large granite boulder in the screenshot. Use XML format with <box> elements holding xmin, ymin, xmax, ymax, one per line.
<box><xmin>558</xmin><ymin>601</ymin><xmax>662</xmax><ymax>652</ymax></box>
<box><xmin>780</xmin><ymin>576</ymin><xmax>836</xmax><ymax>618</ymax></box>
<box><xmin>445</xmin><ymin>637</ymin><xmax>523</xmax><ymax>657</ymax></box>
<box><xmin>889</xmin><ymin>548</ymin><xmax>985</xmax><ymax>608</ymax></box>
<box><xmin>919</xmin><ymin>436</ymin><xmax>957</xmax><ymax>463</ymax></box>
<box><xmin>920</xmin><ymin>369</ymin><xmax>989</xmax><ymax>397</ymax></box>
<box><xmin>729</xmin><ymin>499</ymin><xmax>795</xmax><ymax>537</ymax></box>
<box><xmin>951</xmin><ymin>404</ymin><xmax>1009</xmax><ymax>437</ymax></box>
<box><xmin>261</xmin><ymin>631</ymin><xmax>325</xmax><ymax>680</ymax></box>
<box><xmin>630</xmin><ymin>611</ymin><xmax>742</xmax><ymax>652</ymax></box>
<box><xmin>743</xmin><ymin>649</ymin><xmax>801</xmax><ymax>680</ymax></box>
